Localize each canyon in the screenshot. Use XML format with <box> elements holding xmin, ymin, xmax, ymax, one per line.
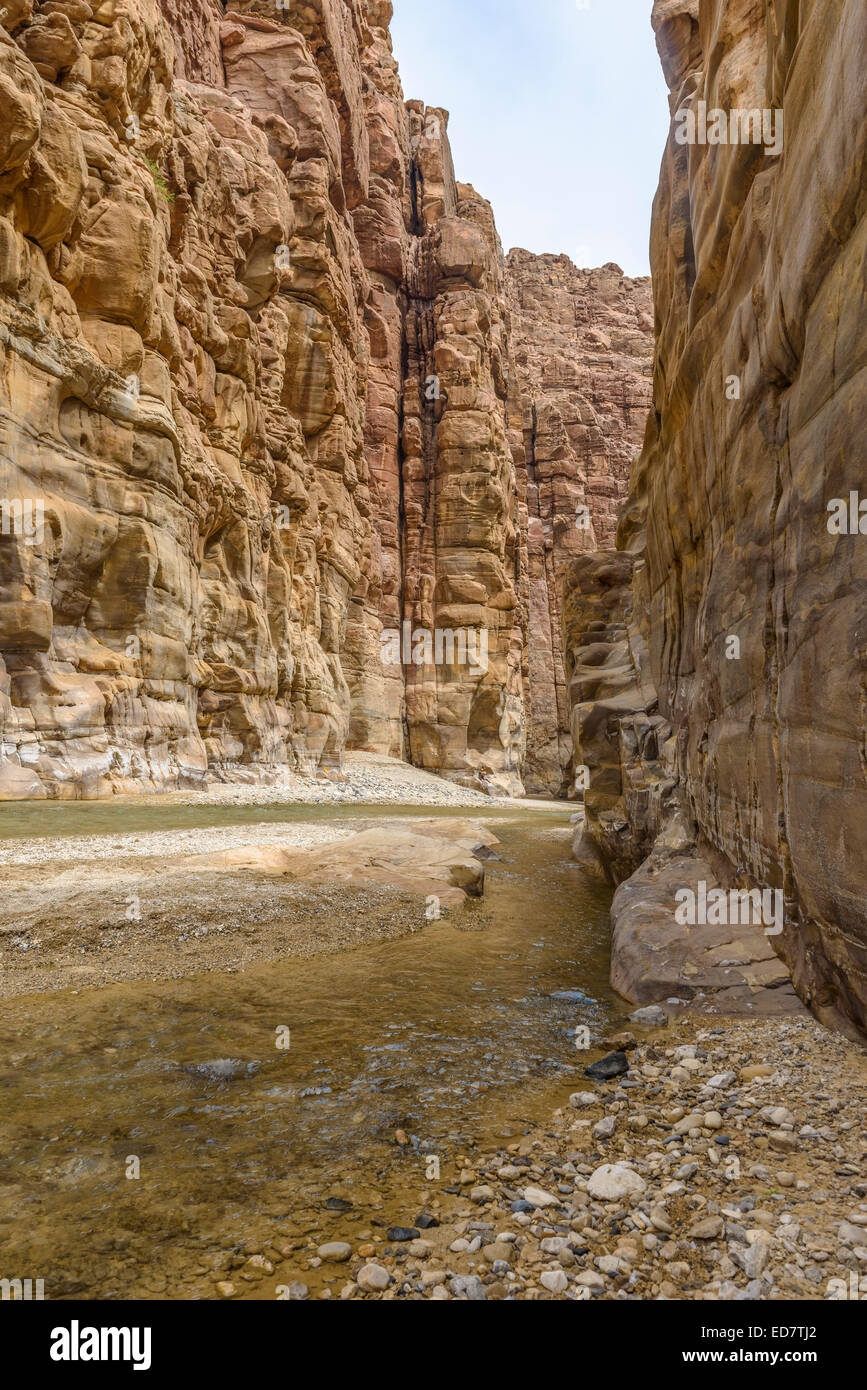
<box><xmin>0</xmin><ymin>0</ymin><xmax>864</xmax><ymax>1316</ymax></box>
<box><xmin>0</xmin><ymin>2</ymin><xmax>863</xmax><ymax>1028</ymax></box>
<box><xmin>0</xmin><ymin>0</ymin><xmax>654</xmax><ymax>805</ymax></box>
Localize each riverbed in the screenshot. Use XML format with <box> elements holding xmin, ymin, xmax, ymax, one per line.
<box><xmin>0</xmin><ymin>798</ymin><xmax>627</xmax><ymax>1300</ymax></box>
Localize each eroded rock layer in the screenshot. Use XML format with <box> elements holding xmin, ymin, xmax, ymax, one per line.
<box><xmin>506</xmin><ymin>252</ymin><xmax>653</xmax><ymax>796</ymax></box>
<box><xmin>0</xmin><ymin>0</ymin><xmax>529</xmax><ymax>797</ymax></box>
<box><xmin>567</xmin><ymin>0</ymin><xmax>867</xmax><ymax>1034</ymax></box>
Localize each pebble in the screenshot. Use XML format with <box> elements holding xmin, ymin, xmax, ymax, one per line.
<box><xmin>690</xmin><ymin>1216</ymin><xmax>724</xmax><ymax>1240</ymax></box>
<box><xmin>587</xmin><ymin>1164</ymin><xmax>647</xmax><ymax>1201</ymax></box>
<box><xmin>449</xmin><ymin>1275</ymin><xmax>486</xmax><ymax>1301</ymax></box>
<box><xmin>629</xmin><ymin>1005</ymin><xmax>667</xmax><ymax>1025</ymax></box>
<box><xmin>585</xmin><ymin>1052</ymin><xmax>629</xmax><ymax>1081</ymax></box>
<box><xmin>357</xmin><ymin>1263</ymin><xmax>390</xmax><ymax>1292</ymax></box>
<box><xmin>593</xmin><ymin>1116</ymin><xmax>617</xmax><ymax>1139</ymax></box>
<box><xmin>540</xmin><ymin>1270</ymin><xmax>569</xmax><ymax>1294</ymax></box>
<box><xmin>386</xmin><ymin>1226</ymin><xmax>419</xmax><ymax>1242</ymax></box>
<box><xmin>302</xmin><ymin>1016</ymin><xmax>866</xmax><ymax>1303</ymax></box>
<box><xmin>523</xmin><ymin>1185</ymin><xmax>560</xmax><ymax>1209</ymax></box>
<box><xmin>318</xmin><ymin>1242</ymin><xmax>351</xmax><ymax>1262</ymax></box>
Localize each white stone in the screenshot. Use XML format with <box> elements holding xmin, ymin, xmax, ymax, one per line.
<box><xmin>523</xmin><ymin>1185</ymin><xmax>560</xmax><ymax>1208</ymax></box>
<box><xmin>540</xmin><ymin>1269</ymin><xmax>569</xmax><ymax>1294</ymax></box>
<box><xmin>587</xmin><ymin>1163</ymin><xmax>647</xmax><ymax>1201</ymax></box>
<box><xmin>357</xmin><ymin>1263</ymin><xmax>389</xmax><ymax>1291</ymax></box>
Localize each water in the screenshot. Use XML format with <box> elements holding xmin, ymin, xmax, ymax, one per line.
<box><xmin>0</xmin><ymin>803</ymin><xmax>621</xmax><ymax>1299</ymax></box>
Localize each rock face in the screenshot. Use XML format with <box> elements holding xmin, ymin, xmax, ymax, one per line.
<box><xmin>567</xmin><ymin>0</ymin><xmax>867</xmax><ymax>1035</ymax></box>
<box><xmin>505</xmin><ymin>253</ymin><xmax>653</xmax><ymax>796</ymax></box>
<box><xmin>0</xmin><ymin>0</ymin><xmax>528</xmax><ymax>798</ymax></box>
<box><xmin>563</xmin><ymin>549</ymin><xmax>671</xmax><ymax>885</ymax></box>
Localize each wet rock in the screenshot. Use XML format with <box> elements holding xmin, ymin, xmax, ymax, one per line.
<box><xmin>186</xmin><ymin>1059</ymin><xmax>260</xmax><ymax>1082</ymax></box>
<box><xmin>585</xmin><ymin>1052</ymin><xmax>629</xmax><ymax>1081</ymax></box>
<box><xmin>318</xmin><ymin>1242</ymin><xmax>352</xmax><ymax>1262</ymax></box>
<box><xmin>281</xmin><ymin>1281</ymin><xmax>309</xmax><ymax>1301</ymax></box>
<box><xmin>629</xmin><ymin>1006</ymin><xmax>667</xmax><ymax>1026</ymax></box>
<box><xmin>387</xmin><ymin>1227</ymin><xmax>420</xmax><ymax>1243</ymax></box>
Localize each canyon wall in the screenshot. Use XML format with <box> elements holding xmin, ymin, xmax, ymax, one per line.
<box><xmin>506</xmin><ymin>252</ymin><xmax>653</xmax><ymax>795</ymax></box>
<box><xmin>567</xmin><ymin>0</ymin><xmax>867</xmax><ymax>1034</ymax></box>
<box><xmin>0</xmin><ymin>0</ymin><xmax>534</xmax><ymax>798</ymax></box>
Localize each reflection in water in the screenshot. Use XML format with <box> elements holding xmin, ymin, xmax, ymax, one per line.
<box><xmin>0</xmin><ymin>807</ymin><xmax>620</xmax><ymax>1299</ymax></box>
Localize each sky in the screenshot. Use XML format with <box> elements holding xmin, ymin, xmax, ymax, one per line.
<box><xmin>389</xmin><ymin>0</ymin><xmax>670</xmax><ymax>277</ymax></box>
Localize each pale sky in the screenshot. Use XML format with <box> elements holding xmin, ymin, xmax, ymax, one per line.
<box><xmin>390</xmin><ymin>0</ymin><xmax>670</xmax><ymax>277</ymax></box>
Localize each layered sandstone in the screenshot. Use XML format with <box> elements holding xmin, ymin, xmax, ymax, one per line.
<box><xmin>506</xmin><ymin>252</ymin><xmax>653</xmax><ymax>796</ymax></box>
<box><xmin>0</xmin><ymin>0</ymin><xmax>527</xmax><ymax>798</ymax></box>
<box><xmin>568</xmin><ymin>0</ymin><xmax>867</xmax><ymax>1034</ymax></box>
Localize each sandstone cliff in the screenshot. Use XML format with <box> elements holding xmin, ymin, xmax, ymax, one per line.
<box><xmin>0</xmin><ymin>0</ymin><xmax>529</xmax><ymax>798</ymax></box>
<box><xmin>506</xmin><ymin>252</ymin><xmax>653</xmax><ymax>796</ymax></box>
<box><xmin>567</xmin><ymin>0</ymin><xmax>867</xmax><ymax>1035</ymax></box>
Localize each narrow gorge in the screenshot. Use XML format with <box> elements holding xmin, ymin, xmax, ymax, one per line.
<box><xmin>0</xmin><ymin>0</ymin><xmax>864</xmax><ymax>1320</ymax></box>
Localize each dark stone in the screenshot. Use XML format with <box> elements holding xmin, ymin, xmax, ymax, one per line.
<box><xmin>387</xmin><ymin>1226</ymin><xmax>420</xmax><ymax>1242</ymax></box>
<box><xmin>584</xmin><ymin>1051</ymin><xmax>629</xmax><ymax>1081</ymax></box>
<box><xmin>415</xmin><ymin>1212</ymin><xmax>440</xmax><ymax>1229</ymax></box>
<box><xmin>325</xmin><ymin>1196</ymin><xmax>352</xmax><ymax>1211</ymax></box>
<box><xmin>510</xmin><ymin>1200</ymin><xmax>534</xmax><ymax>1214</ymax></box>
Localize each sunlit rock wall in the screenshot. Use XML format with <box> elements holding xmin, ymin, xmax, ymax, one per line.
<box><xmin>0</xmin><ymin>0</ymin><xmax>528</xmax><ymax>798</ymax></box>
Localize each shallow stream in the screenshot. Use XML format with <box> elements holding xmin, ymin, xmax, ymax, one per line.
<box><xmin>0</xmin><ymin>802</ymin><xmax>623</xmax><ymax>1299</ymax></box>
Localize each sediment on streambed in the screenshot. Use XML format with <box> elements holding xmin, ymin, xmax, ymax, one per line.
<box><xmin>0</xmin><ymin>811</ymin><xmax>510</xmax><ymax>997</ymax></box>
<box><xmin>258</xmin><ymin>1016</ymin><xmax>867</xmax><ymax>1302</ymax></box>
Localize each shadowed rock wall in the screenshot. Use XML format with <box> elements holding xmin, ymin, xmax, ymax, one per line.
<box><xmin>566</xmin><ymin>0</ymin><xmax>867</xmax><ymax>1035</ymax></box>
<box><xmin>506</xmin><ymin>252</ymin><xmax>654</xmax><ymax>796</ymax></box>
